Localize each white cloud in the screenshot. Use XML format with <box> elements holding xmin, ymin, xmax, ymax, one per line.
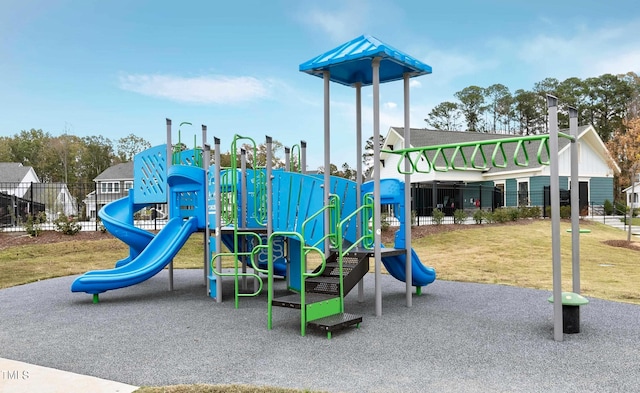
<box><xmin>384</xmin><ymin>101</ymin><xmax>398</xmax><ymax>109</ymax></box>
<box><xmin>297</xmin><ymin>0</ymin><xmax>369</xmax><ymax>42</ymax></box>
<box><xmin>118</xmin><ymin>74</ymin><xmax>269</xmax><ymax>104</ymax></box>
<box><xmin>422</xmin><ymin>50</ymin><xmax>499</xmax><ymax>86</ymax></box>
<box><xmin>516</xmin><ymin>19</ymin><xmax>640</xmax><ymax>79</ymax></box>
<box><xmin>410</xmin><ymin>80</ymin><xmax>422</xmax><ymax>88</ymax></box>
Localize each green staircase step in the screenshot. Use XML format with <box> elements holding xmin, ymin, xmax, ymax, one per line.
<box><xmin>272</xmin><ymin>293</ymin><xmax>336</xmax><ymax>309</ymax></box>
<box><xmin>307</xmin><ymin>312</ymin><xmax>363</xmax><ymax>338</ymax></box>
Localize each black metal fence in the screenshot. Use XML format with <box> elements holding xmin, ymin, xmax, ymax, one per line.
<box><xmin>0</xmin><ymin>182</ymin><xmax>167</xmax><ymax>232</ymax></box>
<box><xmin>0</xmin><ymin>181</ymin><xmax>618</xmax><ymax>232</ymax></box>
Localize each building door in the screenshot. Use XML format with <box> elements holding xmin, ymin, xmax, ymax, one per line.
<box><xmin>579</xmin><ymin>181</ymin><xmax>589</xmax><ymax>215</ymax></box>
<box><xmin>494</xmin><ymin>184</ymin><xmax>504</xmax><ymax>208</ymax></box>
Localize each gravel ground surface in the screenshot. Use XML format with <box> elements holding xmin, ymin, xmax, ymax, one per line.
<box><xmin>1</xmin><ymin>270</ymin><xmax>639</xmax><ymax>393</ymax></box>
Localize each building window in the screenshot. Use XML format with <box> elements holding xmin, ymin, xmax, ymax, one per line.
<box><xmin>100</xmin><ymin>182</ymin><xmax>120</xmax><ymax>194</ymax></box>
<box><xmin>518</xmin><ymin>181</ymin><xmax>529</xmax><ymax>206</ymax></box>
<box><xmin>124</xmin><ymin>181</ymin><xmax>133</xmax><ymax>192</ymax></box>
<box><xmin>495</xmin><ymin>183</ymin><xmax>505</xmax><ymax>207</ymax></box>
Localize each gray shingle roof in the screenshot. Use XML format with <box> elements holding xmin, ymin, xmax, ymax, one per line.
<box><xmin>94</xmin><ymin>162</ymin><xmax>133</xmax><ymax>181</ymax></box>
<box><xmin>0</xmin><ymin>163</ymin><xmax>34</xmax><ymax>182</ymax></box>
<box><xmin>389</xmin><ymin>127</ymin><xmax>587</xmax><ymax>173</ymax></box>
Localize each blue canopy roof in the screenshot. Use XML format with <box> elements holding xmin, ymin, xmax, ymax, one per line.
<box><xmin>299</xmin><ymin>34</ymin><xmax>432</xmax><ymax>87</ymax></box>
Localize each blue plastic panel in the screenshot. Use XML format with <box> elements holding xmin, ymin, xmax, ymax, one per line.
<box><xmin>133</xmin><ymin>144</ymin><xmax>168</xmax><ymax>204</ymax></box>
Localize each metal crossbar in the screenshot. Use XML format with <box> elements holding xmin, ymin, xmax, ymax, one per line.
<box><xmin>383</xmin><ymin>133</ymin><xmax>574</xmax><ymax>175</ymax></box>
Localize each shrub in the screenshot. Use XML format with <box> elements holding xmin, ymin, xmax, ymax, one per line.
<box><xmin>492</xmin><ymin>207</ymin><xmax>510</xmax><ymax>223</ymax></box>
<box><xmin>473</xmin><ymin>209</ymin><xmax>484</xmax><ymax>224</ymax></box>
<box><xmin>603</xmin><ymin>199</ymin><xmax>613</xmax><ymax>215</ymax></box>
<box><xmin>545</xmin><ymin>206</ymin><xmax>572</xmax><ymax>219</ymax></box>
<box><xmin>483</xmin><ymin>210</ymin><xmax>495</xmax><ymax>224</ymax></box>
<box><xmin>25</xmin><ymin>212</ymin><xmax>47</xmax><ymax>237</ymax></box>
<box><xmin>614</xmin><ymin>201</ymin><xmax>627</xmax><ymax>215</ymax></box>
<box><xmin>432</xmin><ymin>208</ymin><xmax>445</xmax><ymax>225</ymax></box>
<box><xmin>453</xmin><ymin>209</ymin><xmax>467</xmax><ymax>225</ymax></box>
<box><xmin>54</xmin><ymin>213</ymin><xmax>82</xmax><ymax>235</ymax></box>
<box><xmin>96</xmin><ymin>218</ymin><xmax>107</xmax><ymax>233</ymax></box>
<box><xmin>519</xmin><ymin>206</ymin><xmax>541</xmax><ymax>219</ymax></box>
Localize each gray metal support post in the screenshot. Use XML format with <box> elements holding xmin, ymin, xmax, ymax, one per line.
<box><xmin>203</xmin><ymin>143</ymin><xmax>211</xmax><ymax>292</ymax></box>
<box><xmin>202</xmin><ymin>125</ymin><xmax>208</xmax><ymax>289</ymax></box>
<box><xmin>214</xmin><ymin>137</ymin><xmax>223</xmax><ymax>302</ymax></box>
<box><xmin>266</xmin><ymin>136</ymin><xmax>274</xmax><ymax>299</ymax></box>
<box><xmin>403</xmin><ymin>73</ymin><xmax>412</xmax><ymax>307</ymax></box>
<box><xmin>301</xmin><ymin>141</ymin><xmax>307</xmax><ymax>174</ymax></box>
<box><xmin>569</xmin><ymin>107</ymin><xmax>580</xmax><ymax>294</ymax></box>
<box><xmin>548</xmin><ymin>95</ymin><xmax>563</xmax><ymax>341</ymax></box>
<box><xmin>372</xmin><ymin>57</ymin><xmax>382</xmax><ymax>317</ymax></box>
<box><xmin>166</xmin><ymin>118</ymin><xmax>174</xmax><ymax>291</ymax></box>
<box><xmin>284</xmin><ymin>147</ymin><xmax>290</xmax><ymax>172</ymax></box>
<box><xmin>355</xmin><ymin>82</ymin><xmax>364</xmax><ymax>302</ymax></box>
<box><xmin>323</xmin><ymin>71</ymin><xmax>331</xmax><ymax>258</ymax></box>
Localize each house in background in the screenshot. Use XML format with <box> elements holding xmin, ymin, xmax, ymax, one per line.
<box><xmin>84</xmin><ymin>161</ymin><xmax>134</xmax><ymax>220</ymax></box>
<box><xmin>623</xmin><ymin>182</ymin><xmax>640</xmax><ymax>210</ymax></box>
<box><xmin>379</xmin><ymin>125</ymin><xmax>618</xmax><ymax>216</ymax></box>
<box><xmin>28</xmin><ymin>183</ymin><xmax>78</xmax><ymax>219</ymax></box>
<box><xmin>0</xmin><ymin>162</ymin><xmax>76</xmax><ymax>225</ymax></box>
<box><xmin>0</xmin><ymin>163</ymin><xmax>40</xmax><ymax>197</ymax></box>
<box><xmin>84</xmin><ymin>161</ymin><xmax>167</xmax><ymax>220</ymax></box>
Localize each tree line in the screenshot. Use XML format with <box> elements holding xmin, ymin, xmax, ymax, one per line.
<box><xmin>4</xmin><ymin>71</ymin><xmax>640</xmax><ymax>200</ymax></box>
<box><xmin>425</xmin><ymin>72</ymin><xmax>640</xmax><ymax>142</ymax></box>
<box><xmin>0</xmin><ymin>130</ymin><xmax>151</xmax><ymax>184</ymax></box>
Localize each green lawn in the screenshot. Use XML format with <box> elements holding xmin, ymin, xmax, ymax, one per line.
<box><xmin>1</xmin><ymin>220</ymin><xmax>638</xmax><ymax>393</ymax></box>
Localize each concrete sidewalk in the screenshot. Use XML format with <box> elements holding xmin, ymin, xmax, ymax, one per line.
<box><xmin>585</xmin><ymin>214</ymin><xmax>640</xmax><ymax>235</ymax></box>
<box><xmin>0</xmin><ymin>358</ymin><xmax>138</xmax><ymax>393</ymax></box>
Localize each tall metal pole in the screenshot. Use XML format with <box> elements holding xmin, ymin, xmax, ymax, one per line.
<box><xmin>323</xmin><ymin>71</ymin><xmax>331</xmax><ymax>258</ymax></box>
<box><xmin>203</xmin><ymin>143</ymin><xmax>211</xmax><ymax>292</ymax></box>
<box><xmin>284</xmin><ymin>147</ymin><xmax>290</xmax><ymax>172</ymax></box>
<box><xmin>166</xmin><ymin>118</ymin><xmax>174</xmax><ymax>291</ymax></box>
<box><xmin>569</xmin><ymin>107</ymin><xmax>580</xmax><ymax>294</ymax></box>
<box><xmin>403</xmin><ymin>73</ymin><xmax>413</xmax><ymax>307</ymax></box>
<box><xmin>372</xmin><ymin>57</ymin><xmax>383</xmax><ymax>317</ymax></box>
<box><xmin>214</xmin><ymin>137</ymin><xmax>222</xmax><ymax>302</ymax></box>
<box><xmin>355</xmin><ymin>82</ymin><xmax>365</xmax><ymax>302</ymax></box>
<box><xmin>202</xmin><ymin>125</ymin><xmax>209</xmax><ymax>289</ymax></box>
<box><xmin>548</xmin><ymin>95</ymin><xmax>563</xmax><ymax>341</ymax></box>
<box><xmin>266</xmin><ymin>135</ymin><xmax>274</xmax><ymax>304</ymax></box>
<box><xmin>240</xmin><ymin>148</ymin><xmax>248</xmax><ymax>290</ymax></box>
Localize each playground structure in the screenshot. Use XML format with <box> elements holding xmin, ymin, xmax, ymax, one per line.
<box><xmin>71</xmin><ymin>120</ymin><xmax>437</xmax><ymax>338</ymax></box>
<box><xmin>72</xmin><ymin>35</ymin><xmax>583</xmax><ymax>341</ymax></box>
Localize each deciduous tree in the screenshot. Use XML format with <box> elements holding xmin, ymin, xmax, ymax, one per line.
<box><xmin>454</xmin><ymin>86</ymin><xmax>486</xmax><ymax>132</ymax></box>
<box><xmin>425</xmin><ymin>101</ymin><xmax>461</xmax><ymax>131</ymax></box>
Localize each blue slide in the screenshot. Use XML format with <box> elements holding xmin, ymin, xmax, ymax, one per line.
<box><xmin>380</xmin><ymin>247</ymin><xmax>436</xmax><ymax>287</ymax></box>
<box><xmin>71</xmin><ymin>217</ymin><xmax>199</xmax><ymax>294</ymax></box>
<box><xmin>360</xmin><ymin>178</ymin><xmax>436</xmax><ymax>288</ymax></box>
<box><xmin>99</xmin><ymin>195</ymin><xmax>154</xmax><ymax>268</ymax></box>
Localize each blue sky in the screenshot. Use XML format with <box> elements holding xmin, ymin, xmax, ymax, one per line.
<box><xmin>2</xmin><ymin>0</ymin><xmax>639</xmax><ymax>170</ymax></box>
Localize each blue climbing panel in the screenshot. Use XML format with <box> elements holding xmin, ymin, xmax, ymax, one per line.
<box><xmin>133</xmin><ymin>144</ymin><xmax>168</xmax><ymax>204</ymax></box>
